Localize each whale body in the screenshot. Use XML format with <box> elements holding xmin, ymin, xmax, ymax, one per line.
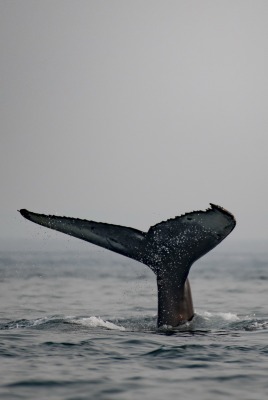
<box><xmin>19</xmin><ymin>204</ymin><xmax>236</xmax><ymax>327</ymax></box>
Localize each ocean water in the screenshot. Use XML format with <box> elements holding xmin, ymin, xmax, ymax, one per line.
<box><xmin>0</xmin><ymin>243</ymin><xmax>267</xmax><ymax>400</ymax></box>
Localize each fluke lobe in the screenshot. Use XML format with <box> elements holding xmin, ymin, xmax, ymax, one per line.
<box><xmin>19</xmin><ymin>204</ymin><xmax>236</xmax><ymax>328</ymax></box>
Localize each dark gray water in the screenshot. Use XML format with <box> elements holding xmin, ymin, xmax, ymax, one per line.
<box><xmin>0</xmin><ymin>245</ymin><xmax>267</xmax><ymax>400</ymax></box>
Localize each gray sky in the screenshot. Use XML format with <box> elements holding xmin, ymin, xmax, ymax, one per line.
<box><xmin>1</xmin><ymin>1</ymin><xmax>268</xmax><ymax>245</ymax></box>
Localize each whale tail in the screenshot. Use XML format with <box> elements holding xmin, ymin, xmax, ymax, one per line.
<box><xmin>19</xmin><ymin>204</ymin><xmax>236</xmax><ymax>327</ymax></box>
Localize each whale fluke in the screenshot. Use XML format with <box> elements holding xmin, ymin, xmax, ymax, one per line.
<box><xmin>19</xmin><ymin>208</ymin><xmax>146</xmax><ymax>263</ymax></box>
<box><xmin>19</xmin><ymin>204</ymin><xmax>236</xmax><ymax>327</ymax></box>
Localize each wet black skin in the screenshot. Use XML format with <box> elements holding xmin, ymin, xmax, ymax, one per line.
<box><xmin>19</xmin><ymin>204</ymin><xmax>236</xmax><ymax>327</ymax></box>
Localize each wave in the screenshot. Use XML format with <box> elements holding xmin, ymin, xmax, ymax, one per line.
<box><xmin>0</xmin><ymin>315</ymin><xmax>125</xmax><ymax>331</ymax></box>
<box><xmin>0</xmin><ymin>311</ymin><xmax>267</xmax><ymax>333</ymax></box>
<box><xmin>189</xmin><ymin>310</ymin><xmax>268</xmax><ymax>332</ymax></box>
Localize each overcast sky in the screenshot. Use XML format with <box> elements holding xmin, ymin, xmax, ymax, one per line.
<box><xmin>1</xmin><ymin>1</ymin><xmax>268</xmax><ymax>247</ymax></box>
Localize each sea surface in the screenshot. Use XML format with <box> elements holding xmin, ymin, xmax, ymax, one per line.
<box><xmin>0</xmin><ymin>241</ymin><xmax>267</xmax><ymax>400</ymax></box>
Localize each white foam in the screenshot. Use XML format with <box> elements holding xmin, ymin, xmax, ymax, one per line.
<box><xmin>217</xmin><ymin>312</ymin><xmax>240</xmax><ymax>321</ymax></box>
<box><xmin>200</xmin><ymin>311</ymin><xmax>240</xmax><ymax>321</ymax></box>
<box><xmin>71</xmin><ymin>316</ymin><xmax>125</xmax><ymax>331</ymax></box>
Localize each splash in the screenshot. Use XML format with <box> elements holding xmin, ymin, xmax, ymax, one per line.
<box><xmin>1</xmin><ymin>313</ymin><xmax>267</xmax><ymax>333</ymax></box>
<box><xmin>201</xmin><ymin>311</ymin><xmax>240</xmax><ymax>321</ymax></box>
<box><xmin>70</xmin><ymin>316</ymin><xmax>125</xmax><ymax>331</ymax></box>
